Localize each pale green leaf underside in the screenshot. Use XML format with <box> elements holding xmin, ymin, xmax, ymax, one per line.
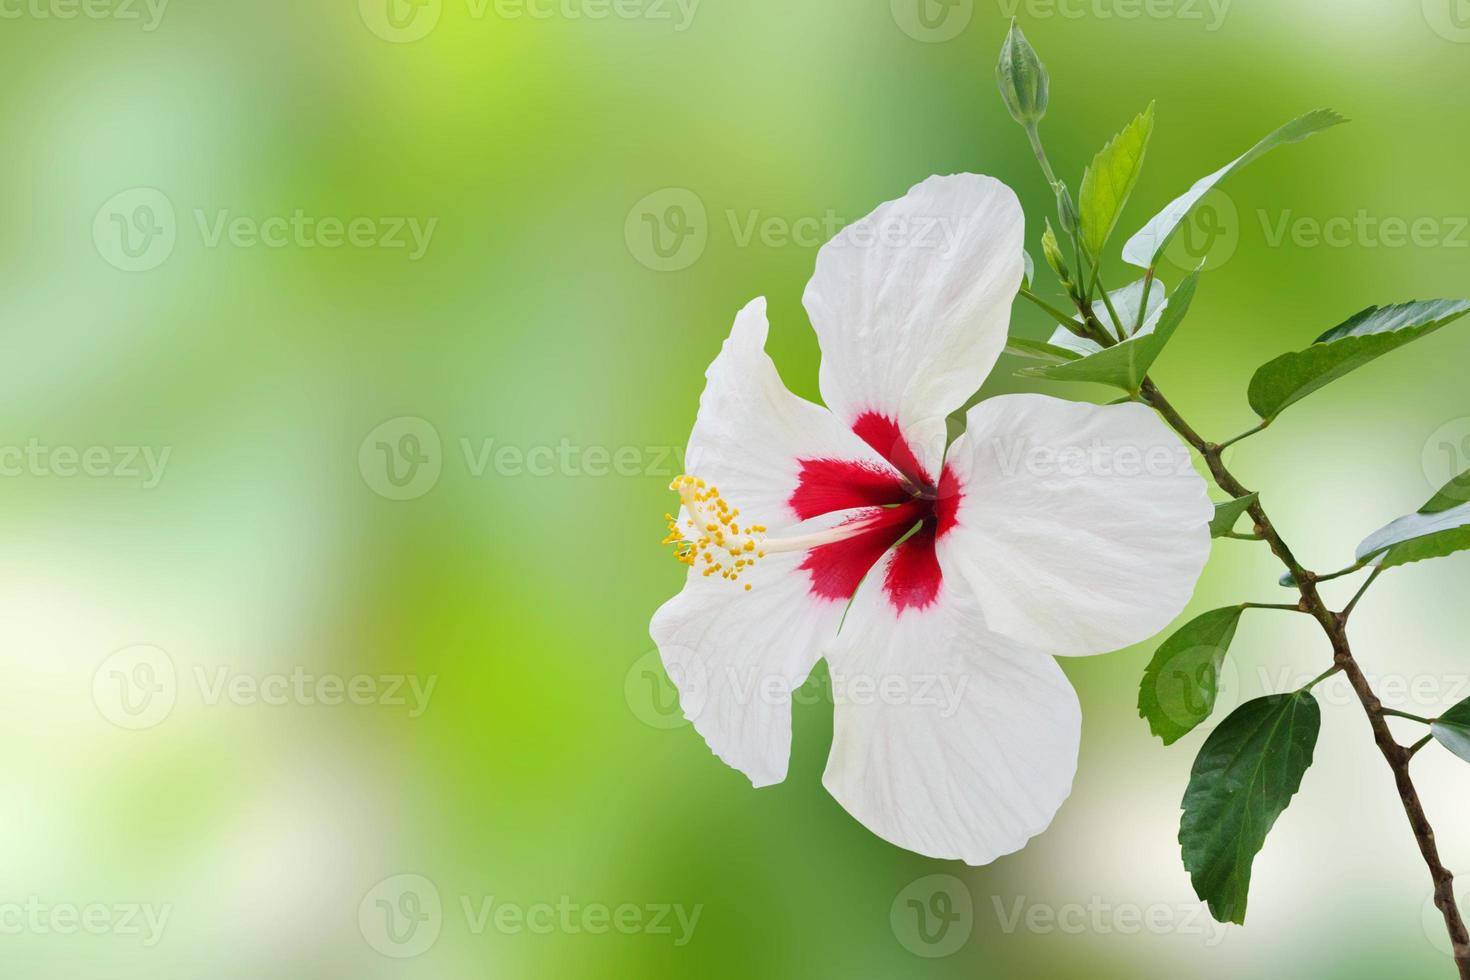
<box><xmin>1138</xmin><ymin>606</ymin><xmax>1245</xmax><ymax>745</ymax></box>
<box><xmin>1048</xmin><ymin>277</ymin><xmax>1170</xmax><ymax>355</ymax></box>
<box><xmin>1180</xmin><ymin>693</ymin><xmax>1320</xmax><ymax>925</ymax></box>
<box><xmin>1356</xmin><ymin>467</ymin><xmax>1470</xmax><ymax>569</ymax></box>
<box><xmin>1249</xmin><ymin>299</ymin><xmax>1470</xmax><ymax>420</ymax></box>
<box><xmin>1004</xmin><ymin>337</ymin><xmax>1079</xmax><ymax>364</ymax></box>
<box><xmin>1432</xmin><ymin>698</ymin><xmax>1470</xmax><ymax>765</ymax></box>
<box><xmin>1079</xmin><ymin>103</ymin><xmax>1155</xmax><ymax>259</ymax></box>
<box><xmin>1020</xmin><ymin>271</ymin><xmax>1200</xmax><ymax>391</ymax></box>
<box><xmin>1122</xmin><ymin>109</ymin><xmax>1345</xmax><ymax>268</ymax></box>
<box><xmin>1210</xmin><ymin>493</ymin><xmax>1260</xmax><ymax>538</ymax></box>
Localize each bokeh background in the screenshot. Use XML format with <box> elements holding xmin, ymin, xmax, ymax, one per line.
<box><xmin>2</xmin><ymin>0</ymin><xmax>1469</xmax><ymax>976</ymax></box>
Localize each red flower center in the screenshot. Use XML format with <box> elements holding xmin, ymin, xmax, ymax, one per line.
<box><xmin>789</xmin><ymin>413</ymin><xmax>962</xmax><ymax>614</ymax></box>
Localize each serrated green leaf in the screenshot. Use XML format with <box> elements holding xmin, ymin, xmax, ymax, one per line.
<box><xmin>1138</xmin><ymin>606</ymin><xmax>1245</xmax><ymax>745</ymax></box>
<box><xmin>1020</xmin><ymin>270</ymin><xmax>1200</xmax><ymax>392</ymax></box>
<box><xmin>1431</xmin><ymin>698</ymin><xmax>1470</xmax><ymax>764</ymax></box>
<box><xmin>1004</xmin><ymin>337</ymin><xmax>1080</xmax><ymax>364</ymax></box>
<box><xmin>1209</xmin><ymin>493</ymin><xmax>1260</xmax><ymax>538</ymax></box>
<box><xmin>1080</xmin><ymin>103</ymin><xmax>1155</xmax><ymax>259</ymax></box>
<box><xmin>1356</xmin><ymin>467</ymin><xmax>1470</xmax><ymax>569</ymax></box>
<box><xmin>1180</xmin><ymin>692</ymin><xmax>1320</xmax><ymax>925</ymax></box>
<box><xmin>1249</xmin><ymin>300</ymin><xmax>1470</xmax><ymax>420</ymax></box>
<box><xmin>1122</xmin><ymin>109</ymin><xmax>1345</xmax><ymax>268</ymax></box>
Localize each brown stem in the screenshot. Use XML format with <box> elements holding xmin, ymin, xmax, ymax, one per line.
<box><xmin>1137</xmin><ymin>379</ymin><xmax>1470</xmax><ymax>977</ymax></box>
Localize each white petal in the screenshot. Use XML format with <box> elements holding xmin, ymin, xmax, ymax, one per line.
<box><xmin>823</xmin><ymin>565</ymin><xmax>1080</xmax><ymax>865</ymax></box>
<box><xmin>944</xmin><ymin>394</ymin><xmax>1212</xmax><ymax>656</ymax></box>
<box><xmin>650</xmin><ymin>550</ymin><xmax>844</xmax><ymax>788</ymax></box>
<box><xmin>803</xmin><ymin>174</ymin><xmax>1024</xmax><ymax>476</ymax></box>
<box><xmin>684</xmin><ymin>297</ymin><xmax>895</xmax><ymax>532</ymax></box>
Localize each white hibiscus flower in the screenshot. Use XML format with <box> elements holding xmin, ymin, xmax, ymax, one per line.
<box><xmin>651</xmin><ymin>173</ymin><xmax>1212</xmax><ymax>865</ymax></box>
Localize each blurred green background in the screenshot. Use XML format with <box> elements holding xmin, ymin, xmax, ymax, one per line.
<box><xmin>2</xmin><ymin>0</ymin><xmax>1469</xmax><ymax>976</ymax></box>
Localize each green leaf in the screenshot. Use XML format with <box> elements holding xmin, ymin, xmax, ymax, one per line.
<box><xmin>1356</xmin><ymin>467</ymin><xmax>1470</xmax><ymax>569</ymax></box>
<box><xmin>1248</xmin><ymin>300</ymin><xmax>1470</xmax><ymax>420</ymax></box>
<box><xmin>1079</xmin><ymin>103</ymin><xmax>1156</xmax><ymax>260</ymax></box>
<box><xmin>1122</xmin><ymin>109</ymin><xmax>1346</xmax><ymax>268</ymax></box>
<box><xmin>1004</xmin><ymin>337</ymin><xmax>1080</xmax><ymax>364</ymax></box>
<box><xmin>1138</xmin><ymin>606</ymin><xmax>1245</xmax><ymax>745</ymax></box>
<box><xmin>1049</xmin><ymin>277</ymin><xmax>1170</xmax><ymax>353</ymax></box>
<box><xmin>1209</xmin><ymin>493</ymin><xmax>1260</xmax><ymax>538</ymax></box>
<box><xmin>1019</xmin><ymin>270</ymin><xmax>1200</xmax><ymax>392</ymax></box>
<box><xmin>1431</xmin><ymin>698</ymin><xmax>1470</xmax><ymax>764</ymax></box>
<box><xmin>1180</xmin><ymin>692</ymin><xmax>1321</xmax><ymax>925</ymax></box>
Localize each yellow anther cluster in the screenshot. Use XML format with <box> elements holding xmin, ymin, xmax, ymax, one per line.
<box><xmin>661</xmin><ymin>475</ymin><xmax>767</xmax><ymax>590</ymax></box>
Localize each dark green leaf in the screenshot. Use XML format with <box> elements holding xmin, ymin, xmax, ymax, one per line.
<box><xmin>1138</xmin><ymin>606</ymin><xmax>1245</xmax><ymax>745</ymax></box>
<box><xmin>1123</xmin><ymin>109</ymin><xmax>1345</xmax><ymax>268</ymax></box>
<box><xmin>1431</xmin><ymin>698</ymin><xmax>1470</xmax><ymax>764</ymax></box>
<box><xmin>1180</xmin><ymin>692</ymin><xmax>1321</xmax><ymax>925</ymax></box>
<box><xmin>1019</xmin><ymin>270</ymin><xmax>1200</xmax><ymax>392</ymax></box>
<box><xmin>1079</xmin><ymin>103</ymin><xmax>1155</xmax><ymax>259</ymax></box>
<box><xmin>1248</xmin><ymin>300</ymin><xmax>1470</xmax><ymax>420</ymax></box>
<box><xmin>1210</xmin><ymin>493</ymin><xmax>1260</xmax><ymax>538</ymax></box>
<box><xmin>1356</xmin><ymin>467</ymin><xmax>1470</xmax><ymax>569</ymax></box>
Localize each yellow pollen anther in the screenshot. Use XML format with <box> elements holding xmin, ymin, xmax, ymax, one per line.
<box><xmin>662</xmin><ymin>475</ymin><xmax>886</xmax><ymax>589</ymax></box>
<box><xmin>661</xmin><ymin>475</ymin><xmax>772</xmax><ymax>590</ymax></box>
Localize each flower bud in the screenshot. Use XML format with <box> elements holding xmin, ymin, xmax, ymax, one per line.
<box><xmin>996</xmin><ymin>20</ymin><xmax>1049</xmax><ymax>127</ymax></box>
<box><xmin>1041</xmin><ymin>219</ymin><xmax>1071</xmax><ymax>286</ymax></box>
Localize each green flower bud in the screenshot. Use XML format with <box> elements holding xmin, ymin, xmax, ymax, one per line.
<box><xmin>1041</xmin><ymin>219</ymin><xmax>1071</xmax><ymax>286</ymax></box>
<box><xmin>996</xmin><ymin>20</ymin><xmax>1049</xmax><ymax>127</ymax></box>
